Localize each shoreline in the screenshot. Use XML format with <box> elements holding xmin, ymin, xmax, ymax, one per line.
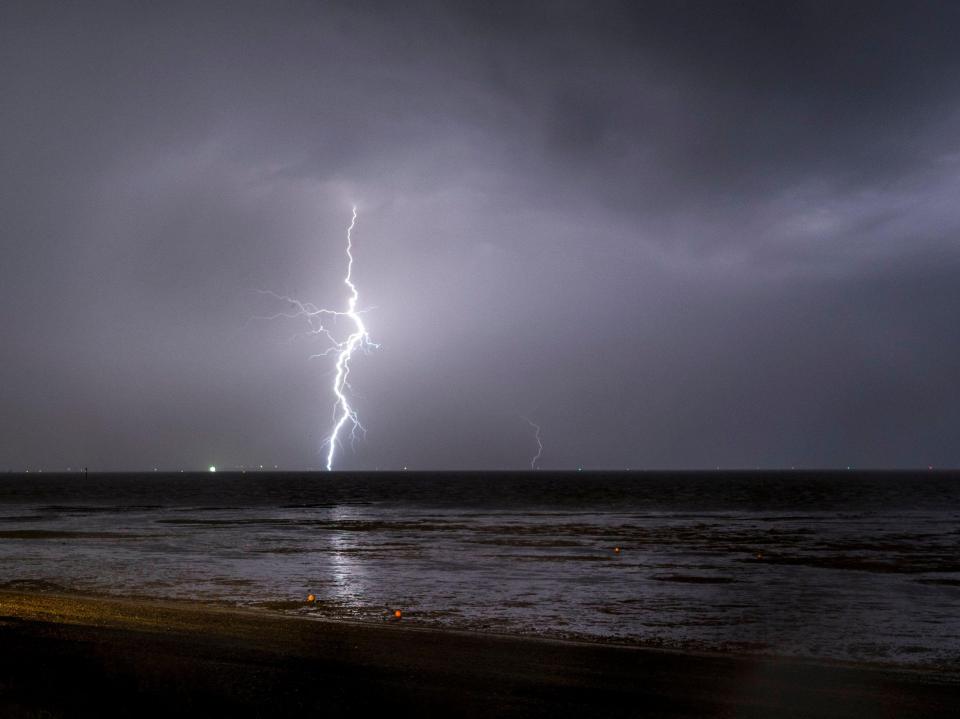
<box><xmin>1</xmin><ymin>587</ymin><xmax>954</xmax><ymax>676</ymax></box>
<box><xmin>1</xmin><ymin>591</ymin><xmax>958</xmax><ymax>717</ymax></box>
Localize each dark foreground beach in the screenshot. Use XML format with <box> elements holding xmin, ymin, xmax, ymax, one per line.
<box><xmin>0</xmin><ymin>592</ymin><xmax>957</xmax><ymax>718</ymax></box>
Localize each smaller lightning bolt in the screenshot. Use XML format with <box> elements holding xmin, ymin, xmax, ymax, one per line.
<box><xmin>521</xmin><ymin>416</ymin><xmax>543</xmax><ymax>470</ymax></box>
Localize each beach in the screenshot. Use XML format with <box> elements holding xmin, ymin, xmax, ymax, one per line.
<box><xmin>1</xmin><ymin>590</ymin><xmax>958</xmax><ymax>717</ymax></box>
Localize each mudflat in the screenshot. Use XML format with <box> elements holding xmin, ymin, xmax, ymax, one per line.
<box><xmin>0</xmin><ymin>591</ymin><xmax>956</xmax><ymax>718</ymax></box>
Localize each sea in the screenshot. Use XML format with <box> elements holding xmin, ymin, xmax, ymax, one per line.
<box><xmin>1</xmin><ymin>471</ymin><xmax>958</xmax><ymax>670</ymax></box>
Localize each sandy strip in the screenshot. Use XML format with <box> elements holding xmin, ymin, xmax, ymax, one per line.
<box><xmin>0</xmin><ymin>591</ymin><xmax>957</xmax><ymax>718</ymax></box>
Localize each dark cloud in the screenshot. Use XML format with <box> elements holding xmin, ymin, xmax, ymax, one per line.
<box><xmin>2</xmin><ymin>1</ymin><xmax>959</xmax><ymax>470</ymax></box>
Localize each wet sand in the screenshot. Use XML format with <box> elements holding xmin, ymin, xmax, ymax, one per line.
<box><xmin>0</xmin><ymin>591</ymin><xmax>957</xmax><ymax>718</ymax></box>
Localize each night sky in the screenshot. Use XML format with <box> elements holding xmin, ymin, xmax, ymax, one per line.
<box><xmin>2</xmin><ymin>1</ymin><xmax>960</xmax><ymax>471</ymax></box>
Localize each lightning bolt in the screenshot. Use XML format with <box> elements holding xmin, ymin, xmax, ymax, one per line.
<box><xmin>259</xmin><ymin>206</ymin><xmax>378</xmax><ymax>470</ymax></box>
<box><xmin>521</xmin><ymin>416</ymin><xmax>543</xmax><ymax>470</ymax></box>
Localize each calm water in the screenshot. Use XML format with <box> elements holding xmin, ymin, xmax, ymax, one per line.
<box><xmin>1</xmin><ymin>472</ymin><xmax>959</xmax><ymax>669</ymax></box>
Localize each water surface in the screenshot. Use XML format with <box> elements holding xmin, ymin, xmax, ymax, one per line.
<box><xmin>1</xmin><ymin>471</ymin><xmax>958</xmax><ymax>669</ymax></box>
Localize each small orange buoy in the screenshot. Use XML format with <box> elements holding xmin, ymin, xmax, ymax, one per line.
<box><xmin>393</xmin><ymin>609</ymin><xmax>402</xmax><ymax>619</ymax></box>
<box><xmin>613</xmin><ymin>546</ymin><xmax>621</xmax><ymax>554</ymax></box>
<box><xmin>307</xmin><ymin>594</ymin><xmax>316</xmax><ymax>602</ymax></box>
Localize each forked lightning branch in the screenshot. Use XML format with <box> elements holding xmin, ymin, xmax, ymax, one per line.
<box><xmin>259</xmin><ymin>206</ymin><xmax>378</xmax><ymax>470</ymax></box>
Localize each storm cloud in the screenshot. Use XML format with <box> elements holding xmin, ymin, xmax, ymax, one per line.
<box><xmin>2</xmin><ymin>1</ymin><xmax>959</xmax><ymax>470</ymax></box>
